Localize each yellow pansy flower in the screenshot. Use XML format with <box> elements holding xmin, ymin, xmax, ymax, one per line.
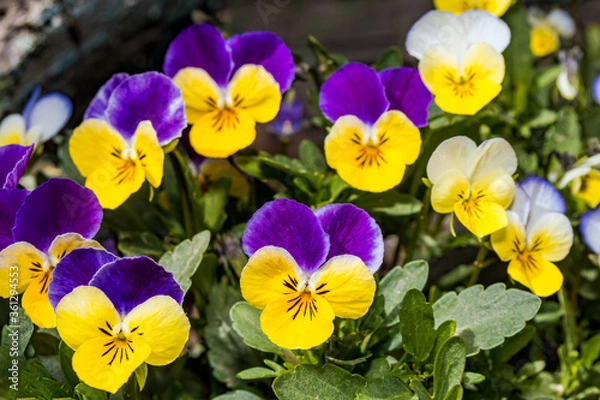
<box><xmin>528</xmin><ymin>8</ymin><xmax>575</xmax><ymax>57</ymax></box>
<box><xmin>434</xmin><ymin>0</ymin><xmax>512</xmax><ymax>17</ymax></box>
<box><xmin>558</xmin><ymin>154</ymin><xmax>600</xmax><ymax>208</ymax></box>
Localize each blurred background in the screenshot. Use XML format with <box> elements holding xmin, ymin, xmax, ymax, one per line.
<box><xmin>1</xmin><ymin>0</ymin><xmax>599</xmax><ymax>155</ymax></box>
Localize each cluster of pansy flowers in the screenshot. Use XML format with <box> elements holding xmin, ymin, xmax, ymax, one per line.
<box><xmin>0</xmin><ymin>149</ymin><xmax>190</xmax><ymax>393</ymax></box>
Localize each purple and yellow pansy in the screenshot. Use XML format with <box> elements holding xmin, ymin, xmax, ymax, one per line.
<box><xmin>0</xmin><ymin>178</ymin><xmax>103</xmax><ymax>328</ymax></box>
<box><xmin>164</xmin><ymin>23</ymin><xmax>295</xmax><ymax>159</ymax></box>
<box><xmin>240</xmin><ymin>199</ymin><xmax>382</xmax><ymax>349</ymax></box>
<box><xmin>70</xmin><ymin>72</ymin><xmax>187</xmax><ymax>210</ymax></box>
<box><xmin>0</xmin><ymin>144</ymin><xmax>33</xmax><ymax>189</ymax></box>
<box><xmin>49</xmin><ymin>249</ymin><xmax>190</xmax><ymax>394</ymax></box>
<box><xmin>319</xmin><ymin>62</ymin><xmax>432</xmax><ymax>193</ymax></box>
<box><xmin>0</xmin><ymin>86</ymin><xmax>72</xmax><ymax>147</ymax></box>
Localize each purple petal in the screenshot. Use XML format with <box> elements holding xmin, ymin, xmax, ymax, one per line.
<box><xmin>315</xmin><ymin>204</ymin><xmax>384</xmax><ymax>273</ymax></box>
<box><xmin>270</xmin><ymin>98</ymin><xmax>304</xmax><ymax>137</ymax></box>
<box><xmin>12</xmin><ymin>178</ymin><xmax>103</xmax><ymax>253</ymax></box>
<box><xmin>48</xmin><ymin>248</ymin><xmax>118</xmax><ymax>309</ymax></box>
<box><xmin>0</xmin><ymin>145</ymin><xmax>33</xmax><ymax>189</ymax></box>
<box><xmin>89</xmin><ymin>256</ymin><xmax>184</xmax><ymax>315</ymax></box>
<box><xmin>105</xmin><ymin>72</ymin><xmax>187</xmax><ymax>145</ymax></box>
<box><xmin>164</xmin><ymin>24</ymin><xmax>233</xmax><ymax>87</ymax></box>
<box><xmin>581</xmin><ymin>207</ymin><xmax>600</xmax><ymax>255</ymax></box>
<box><xmin>0</xmin><ymin>189</ymin><xmax>28</xmax><ymax>251</ymax></box>
<box><xmin>379</xmin><ymin>68</ymin><xmax>432</xmax><ymax>128</ymax></box>
<box><xmin>84</xmin><ymin>73</ymin><xmax>130</xmax><ymax>120</ymax></box>
<box><xmin>21</xmin><ymin>86</ymin><xmax>42</xmax><ymax>124</ymax></box>
<box><xmin>242</xmin><ymin>198</ymin><xmax>330</xmax><ymax>274</ymax></box>
<box><xmin>594</xmin><ymin>75</ymin><xmax>600</xmax><ymax>105</ymax></box>
<box><xmin>319</xmin><ymin>62</ymin><xmax>389</xmax><ymax>125</ymax></box>
<box><xmin>227</xmin><ymin>32</ymin><xmax>295</xmax><ymax>92</ymax></box>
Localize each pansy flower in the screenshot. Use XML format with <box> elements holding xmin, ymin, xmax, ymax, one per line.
<box><xmin>70</xmin><ymin>72</ymin><xmax>187</xmax><ymax>210</ymax></box>
<box><xmin>593</xmin><ymin>75</ymin><xmax>600</xmax><ymax>105</ymax></box>
<box><xmin>427</xmin><ymin>136</ymin><xmax>517</xmax><ymax>238</ymax></box>
<box><xmin>557</xmin><ymin>48</ymin><xmax>582</xmax><ymax>101</ymax></box>
<box><xmin>491</xmin><ymin>177</ymin><xmax>573</xmax><ymax>297</ymax></box>
<box><xmin>581</xmin><ymin>207</ymin><xmax>600</xmax><ymax>256</ymax></box>
<box><xmin>0</xmin><ymin>144</ymin><xmax>33</xmax><ymax>189</ymax></box>
<box><xmin>319</xmin><ymin>62</ymin><xmax>431</xmax><ymax>192</ymax></box>
<box><xmin>528</xmin><ymin>8</ymin><xmax>575</xmax><ymax>58</ymax></box>
<box><xmin>434</xmin><ymin>0</ymin><xmax>512</xmax><ymax>17</ymax></box>
<box><xmin>0</xmin><ymin>178</ymin><xmax>103</xmax><ymax>327</ymax></box>
<box><xmin>0</xmin><ymin>86</ymin><xmax>72</xmax><ymax>147</ymax></box>
<box><xmin>406</xmin><ymin>10</ymin><xmax>511</xmax><ymax>115</ymax></box>
<box><xmin>240</xmin><ymin>199</ymin><xmax>382</xmax><ymax>349</ymax></box>
<box><xmin>49</xmin><ymin>249</ymin><xmax>190</xmax><ymax>394</ymax></box>
<box><xmin>558</xmin><ymin>153</ymin><xmax>600</xmax><ymax>208</ymax></box>
<box><xmin>164</xmin><ymin>24</ymin><xmax>295</xmax><ymax>158</ymax></box>
<box><xmin>269</xmin><ymin>93</ymin><xmax>304</xmax><ymax>138</ymax></box>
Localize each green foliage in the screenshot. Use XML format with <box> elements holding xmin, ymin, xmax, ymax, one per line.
<box><xmin>399</xmin><ymin>290</ymin><xmax>436</xmax><ymax>362</ymax></box>
<box><xmin>379</xmin><ymin>261</ymin><xmax>429</xmax><ymax>324</ymax></box>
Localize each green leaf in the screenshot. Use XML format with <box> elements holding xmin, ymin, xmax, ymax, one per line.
<box><xmin>542</xmin><ymin>106</ymin><xmax>583</xmax><ymax>157</ymax></box>
<box><xmin>158</xmin><ymin>230</ymin><xmax>210</xmax><ymax>293</ymax></box>
<box><xmin>462</xmin><ymin>372</ymin><xmax>485</xmax><ymax>385</ymax></box>
<box><xmin>374</xmin><ymin>46</ymin><xmax>404</xmax><ymax>71</ymax></box>
<box><xmin>273</xmin><ymin>364</ymin><xmax>366</xmax><ymax>400</ymax></box>
<box><xmin>399</xmin><ymin>290</ymin><xmax>436</xmax><ymax>362</ymax></box>
<box><xmin>490</xmin><ymin>325</ymin><xmax>536</xmax><ymax>364</ymax></box>
<box><xmin>201</xmin><ymin>177</ymin><xmax>231</xmax><ymax>231</ymax></box>
<box><xmin>59</xmin><ymin>341</ymin><xmax>79</xmax><ymax>388</ymax></box>
<box><xmin>410</xmin><ymin>380</ymin><xmax>432</xmax><ymax>400</ymax></box>
<box><xmin>237</xmin><ymin>367</ymin><xmax>279</xmax><ymax>380</ymax></box>
<box><xmin>18</xmin><ymin>360</ymin><xmax>71</xmax><ymax>399</ymax></box>
<box><xmin>442</xmin><ymin>384</ymin><xmax>463</xmax><ymax>400</ymax></box>
<box><xmin>356</xmin><ymin>374</ymin><xmax>412</xmax><ymax>400</ymax></box>
<box><xmin>134</xmin><ymin>363</ymin><xmax>148</xmax><ymax>391</ymax></box>
<box><xmin>428</xmin><ymin>320</ymin><xmax>456</xmax><ymax>365</ymax></box>
<box><xmin>433</xmin><ymin>337</ymin><xmax>466</xmax><ymax>400</ymax></box>
<box><xmin>352</xmin><ymin>191</ymin><xmax>422</xmax><ymax>217</ymax></box>
<box><xmin>213</xmin><ymin>391</ymin><xmax>264</xmax><ymax>400</ymax></box>
<box><xmin>581</xmin><ymin>334</ymin><xmax>600</xmax><ymax>369</ymax></box>
<box><xmin>230</xmin><ymin>302</ymin><xmax>282</xmax><ymax>355</ymax></box>
<box><xmin>2</xmin><ymin>307</ymin><xmax>33</xmax><ymax>355</ymax></box>
<box><xmin>299</xmin><ymin>140</ymin><xmax>327</xmax><ymax>173</ymax></box>
<box><xmin>379</xmin><ymin>260</ymin><xmax>429</xmax><ymax>325</ymax></box>
<box><xmin>118</xmin><ymin>232</ymin><xmax>166</xmax><ymax>259</ymax></box>
<box><xmin>433</xmin><ymin>283</ymin><xmax>541</xmax><ymax>356</ymax></box>
<box><xmin>74</xmin><ymin>382</ymin><xmax>108</xmax><ymax>400</ymax></box>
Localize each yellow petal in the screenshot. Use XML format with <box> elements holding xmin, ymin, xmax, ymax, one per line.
<box><xmin>420</xmin><ymin>43</ymin><xmax>504</xmax><ymax>115</ymax></box>
<box><xmin>260</xmin><ymin>292</ymin><xmax>335</xmax><ymax>350</ymax></box>
<box><xmin>308</xmin><ymin>255</ymin><xmax>375</xmax><ymax>319</ymax></box>
<box><xmin>527</xmin><ymin>213</ymin><xmax>573</xmax><ymax>262</ymax></box>
<box><xmin>0</xmin><ymin>242</ymin><xmax>46</xmax><ymax>297</ymax></box>
<box><xmin>0</xmin><ymin>114</ymin><xmax>27</xmax><ymax>146</ymax></box>
<box><xmin>227</xmin><ymin>64</ymin><xmax>282</xmax><ymax>123</ymax></box>
<box><xmin>240</xmin><ymin>246</ymin><xmax>305</xmax><ymax>310</ymax></box>
<box><xmin>189</xmin><ymin>108</ymin><xmax>256</xmax><ymax>159</ymax></box>
<box><xmin>324</xmin><ymin>112</ymin><xmax>420</xmax><ymax>193</ymax></box>
<box><xmin>573</xmin><ymin>170</ymin><xmax>600</xmax><ymax>208</ymax></box>
<box><xmin>530</xmin><ymin>25</ymin><xmax>559</xmax><ymax>57</ymax></box>
<box><xmin>86</xmin><ymin>158</ymin><xmax>145</xmax><ymax>210</ymax></box>
<box><xmin>427</xmin><ymin>136</ymin><xmax>477</xmax><ymax>184</ymax></box>
<box><xmin>22</xmin><ymin>272</ymin><xmax>56</xmax><ymax>328</ymax></box>
<box><xmin>471</xmin><ymin>169</ymin><xmax>515</xmax><ymax>209</ymax></box>
<box><xmin>491</xmin><ymin>211</ymin><xmax>526</xmax><ymax>262</ymax></box>
<box><xmin>124</xmin><ymin>296</ymin><xmax>190</xmax><ymax>366</ymax></box>
<box><xmin>434</xmin><ymin>0</ymin><xmax>511</xmax><ymax>16</ymax></box>
<box><xmin>172</xmin><ymin>67</ymin><xmax>222</xmax><ymax>123</ymax></box>
<box><xmin>72</xmin><ymin>336</ymin><xmax>151</xmax><ymax>394</ymax></box>
<box><xmin>431</xmin><ymin>169</ymin><xmax>470</xmax><ymax>214</ymax></box>
<box><xmin>48</xmin><ymin>233</ymin><xmax>103</xmax><ymax>266</ymax></box>
<box><xmin>507</xmin><ymin>256</ymin><xmax>563</xmax><ymax>297</ymax></box>
<box><xmin>55</xmin><ymin>286</ymin><xmax>121</xmax><ymax>350</ymax></box>
<box><xmin>132</xmin><ymin>121</ymin><xmax>164</xmax><ymax>188</ymax></box>
<box><xmin>454</xmin><ymin>199</ymin><xmax>508</xmax><ymax>238</ymax></box>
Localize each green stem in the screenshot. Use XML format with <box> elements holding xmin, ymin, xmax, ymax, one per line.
<box><xmin>467</xmin><ymin>244</ymin><xmax>489</xmax><ymax>287</ymax></box>
<box><xmin>169</xmin><ymin>151</ymin><xmax>194</xmax><ymax>238</ymax></box>
<box><xmin>558</xmin><ymin>286</ymin><xmax>578</xmax><ymax>353</ymax></box>
<box><xmin>404</xmin><ymin>188</ymin><xmax>431</xmax><ymax>262</ymax></box>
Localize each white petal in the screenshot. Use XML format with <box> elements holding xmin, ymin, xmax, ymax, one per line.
<box><xmin>27</xmin><ymin>93</ymin><xmax>73</xmax><ymax>143</ymax></box>
<box><xmin>527</xmin><ymin>212</ymin><xmax>573</xmax><ymax>261</ymax></box>
<box><xmin>510</xmin><ymin>186</ymin><xmax>531</xmax><ymax>224</ymax></box>
<box><xmin>406</xmin><ymin>10</ymin><xmax>468</xmax><ymax>60</ymax></box>
<box><xmin>547</xmin><ymin>9</ymin><xmax>576</xmax><ymax>39</ymax></box>
<box><xmin>459</xmin><ymin>10</ymin><xmax>511</xmax><ymax>53</ymax></box>
<box><xmin>426</xmin><ymin>136</ymin><xmax>477</xmax><ymax>184</ymax></box>
<box><xmin>466</xmin><ymin>138</ymin><xmax>518</xmax><ymax>182</ymax></box>
<box><xmin>557</xmin><ymin>68</ymin><xmax>578</xmax><ymax>100</ymax></box>
<box><xmin>581</xmin><ymin>208</ymin><xmax>600</xmax><ymax>255</ymax></box>
<box><xmin>527</xmin><ymin>7</ymin><xmax>546</xmax><ymax>27</ymax></box>
<box><xmin>0</xmin><ymin>114</ymin><xmax>26</xmax><ymax>145</ymax></box>
<box><xmin>520</xmin><ymin>176</ymin><xmax>566</xmax><ymax>227</ymax></box>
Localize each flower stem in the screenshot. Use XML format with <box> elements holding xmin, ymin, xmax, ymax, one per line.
<box><xmin>467</xmin><ymin>244</ymin><xmax>488</xmax><ymax>287</ymax></box>
<box><xmin>558</xmin><ymin>286</ymin><xmax>578</xmax><ymax>353</ymax></box>
<box><xmin>404</xmin><ymin>187</ymin><xmax>431</xmax><ymax>263</ymax></box>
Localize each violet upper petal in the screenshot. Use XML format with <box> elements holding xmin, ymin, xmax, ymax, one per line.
<box><xmin>88</xmin><ymin>256</ymin><xmax>184</xmax><ymax>315</ymax></box>
<box><xmin>48</xmin><ymin>248</ymin><xmax>118</xmax><ymax>309</ymax></box>
<box><xmin>379</xmin><ymin>67</ymin><xmax>432</xmax><ymax>128</ymax></box>
<box><xmin>0</xmin><ymin>189</ymin><xmax>28</xmax><ymax>251</ymax></box>
<box><xmin>12</xmin><ymin>178</ymin><xmax>103</xmax><ymax>253</ymax></box>
<box><xmin>227</xmin><ymin>31</ymin><xmax>295</xmax><ymax>92</ymax></box>
<box><xmin>319</xmin><ymin>62</ymin><xmax>389</xmax><ymax>125</ymax></box>
<box><xmin>105</xmin><ymin>72</ymin><xmax>187</xmax><ymax>145</ymax></box>
<box><xmin>0</xmin><ymin>144</ymin><xmax>33</xmax><ymax>189</ymax></box>
<box><xmin>242</xmin><ymin>198</ymin><xmax>330</xmax><ymax>274</ymax></box>
<box><xmin>315</xmin><ymin>204</ymin><xmax>384</xmax><ymax>273</ymax></box>
<box><xmin>84</xmin><ymin>73</ymin><xmax>130</xmax><ymax>120</ymax></box>
<box><xmin>164</xmin><ymin>23</ymin><xmax>233</xmax><ymax>87</ymax></box>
